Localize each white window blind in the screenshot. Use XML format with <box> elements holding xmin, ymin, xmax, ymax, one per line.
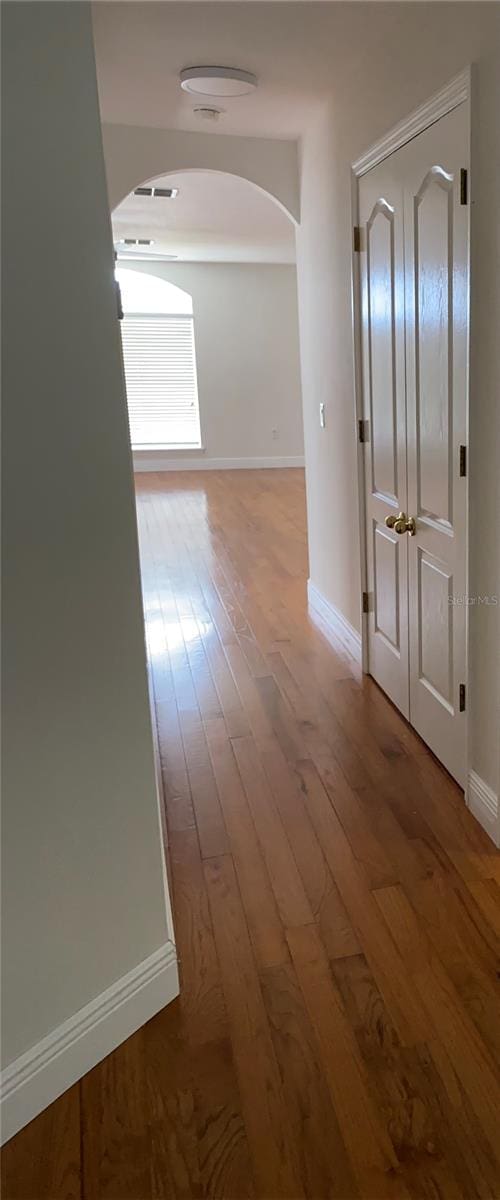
<box><xmin>120</xmin><ymin>314</ymin><xmax>201</xmax><ymax>448</ymax></box>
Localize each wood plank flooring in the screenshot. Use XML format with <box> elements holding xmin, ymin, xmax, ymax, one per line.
<box><xmin>3</xmin><ymin>469</ymin><xmax>500</xmax><ymax>1200</ymax></box>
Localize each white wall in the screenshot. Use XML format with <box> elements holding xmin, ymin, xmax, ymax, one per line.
<box><xmin>124</xmin><ymin>261</ymin><xmax>304</xmax><ymax>467</ymax></box>
<box><xmin>296</xmin><ymin>5</ymin><xmax>500</xmax><ymax>802</ymax></box>
<box><xmin>102</xmin><ymin>123</ymin><xmax>300</xmax><ymax>221</ymax></box>
<box><xmin>2</xmin><ymin>0</ymin><xmax>177</xmax><ymax>1127</ymax></box>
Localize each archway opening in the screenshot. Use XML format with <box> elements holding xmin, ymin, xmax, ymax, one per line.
<box><xmin>113</xmin><ymin>168</ymin><xmax>302</xmax><ymax>470</ymax></box>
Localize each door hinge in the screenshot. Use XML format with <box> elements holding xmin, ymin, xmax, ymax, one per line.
<box><xmin>353</xmin><ymin>225</ymin><xmax>361</xmax><ymax>253</ymax></box>
<box><xmin>459</xmin><ymin>444</ymin><xmax>467</xmax><ymax>477</ymax></box>
<box><xmin>362</xmin><ymin>591</ymin><xmax>371</xmax><ymax>614</ymax></box>
<box><xmin>459</xmin><ymin>683</ymin><xmax>466</xmax><ymax>712</ymax></box>
<box><xmin>460</xmin><ymin>168</ymin><xmax>468</xmax><ymax>206</ymax></box>
<box><xmin>358</xmin><ymin>419</ymin><xmax>369</xmax><ymax>443</ymax></box>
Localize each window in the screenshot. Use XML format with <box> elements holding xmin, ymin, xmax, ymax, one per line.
<box><xmin>116</xmin><ymin>269</ymin><xmax>201</xmax><ymax>449</ymax></box>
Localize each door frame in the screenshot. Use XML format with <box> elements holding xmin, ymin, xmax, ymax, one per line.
<box><xmin>350</xmin><ymin>65</ymin><xmax>473</xmax><ymax>777</ymax></box>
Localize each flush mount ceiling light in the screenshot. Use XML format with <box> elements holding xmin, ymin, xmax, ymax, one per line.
<box><xmin>180</xmin><ymin>66</ymin><xmax>257</xmax><ymax>98</ymax></box>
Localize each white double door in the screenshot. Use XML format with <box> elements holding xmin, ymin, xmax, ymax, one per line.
<box><xmin>359</xmin><ymin>104</ymin><xmax>468</xmax><ymax>786</ymax></box>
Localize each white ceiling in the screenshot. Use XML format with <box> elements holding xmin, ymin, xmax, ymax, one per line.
<box><xmin>95</xmin><ymin>1</ymin><xmax>381</xmax><ymax>262</ymax></box>
<box><xmin>92</xmin><ymin>2</ymin><xmax>369</xmax><ymax>138</ymax></box>
<box><xmin>93</xmin><ymin>2</ymin><xmax>490</xmax><ymax>141</ymax></box>
<box><xmin>112</xmin><ymin>169</ymin><xmax>296</xmax><ymax>262</ymax></box>
<box><xmin>96</xmin><ymin>2</ymin><xmax>486</xmax><ymax>260</ymax></box>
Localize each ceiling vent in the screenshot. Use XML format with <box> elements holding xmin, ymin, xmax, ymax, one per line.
<box><xmin>134</xmin><ymin>187</ymin><xmax>179</xmax><ymax>199</ymax></box>
<box><xmin>193</xmin><ymin>107</ymin><xmax>223</xmax><ymax>122</ymax></box>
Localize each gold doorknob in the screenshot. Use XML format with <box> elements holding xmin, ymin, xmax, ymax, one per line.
<box><xmin>385</xmin><ymin>512</ymin><xmax>417</xmax><ymax>536</ymax></box>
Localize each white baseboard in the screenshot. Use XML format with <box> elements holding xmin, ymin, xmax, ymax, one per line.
<box><xmin>466</xmin><ymin>771</ymin><xmax>499</xmax><ymax>846</ymax></box>
<box><xmin>1</xmin><ymin>941</ymin><xmax>179</xmax><ymax>1145</ymax></box>
<box><xmin>133</xmin><ymin>453</ymin><xmax>305</xmax><ymax>473</ymax></box>
<box><xmin>307</xmin><ymin>580</ymin><xmax>362</xmax><ymax>665</ymax></box>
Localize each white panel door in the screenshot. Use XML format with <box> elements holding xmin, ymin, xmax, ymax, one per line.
<box><xmin>359</xmin><ymin>103</ymin><xmax>468</xmax><ymax>786</ymax></box>
<box><xmin>402</xmin><ymin>105</ymin><xmax>468</xmax><ymax>785</ymax></box>
<box><xmin>359</xmin><ymin>158</ymin><xmax>409</xmax><ymax>716</ymax></box>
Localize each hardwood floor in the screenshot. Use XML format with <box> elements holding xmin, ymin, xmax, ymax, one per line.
<box><xmin>3</xmin><ymin>468</ymin><xmax>500</xmax><ymax>1200</ymax></box>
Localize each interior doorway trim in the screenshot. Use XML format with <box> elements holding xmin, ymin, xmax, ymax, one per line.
<box><xmin>352</xmin><ymin>67</ymin><xmax>471</xmax><ymax>178</ymax></box>
<box><xmin>350</xmin><ymin>65</ymin><xmax>472</xmax><ymax>782</ymax></box>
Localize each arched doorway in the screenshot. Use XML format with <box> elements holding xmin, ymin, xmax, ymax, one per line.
<box><xmin>113</xmin><ymin>169</ymin><xmax>303</xmax><ymax>471</ymax></box>
<box><xmin>112</xmin><ymin>169</ymin><xmax>296</xmax><ymax>264</ymax></box>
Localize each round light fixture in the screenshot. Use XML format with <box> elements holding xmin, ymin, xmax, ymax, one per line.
<box><xmin>180</xmin><ymin>66</ymin><xmax>257</xmax><ymax>98</ymax></box>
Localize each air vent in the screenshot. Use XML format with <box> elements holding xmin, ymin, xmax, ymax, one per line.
<box><xmin>133</xmin><ymin>187</ymin><xmax>179</xmax><ymax>199</ymax></box>
<box><xmin>194</xmin><ymin>107</ymin><xmax>222</xmax><ymax>122</ymax></box>
<box><xmin>119</xmin><ymin>238</ymin><xmax>155</xmax><ymax>247</ymax></box>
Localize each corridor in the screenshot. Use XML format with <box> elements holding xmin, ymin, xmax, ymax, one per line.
<box><xmin>4</xmin><ymin>468</ymin><xmax>500</xmax><ymax>1199</ymax></box>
